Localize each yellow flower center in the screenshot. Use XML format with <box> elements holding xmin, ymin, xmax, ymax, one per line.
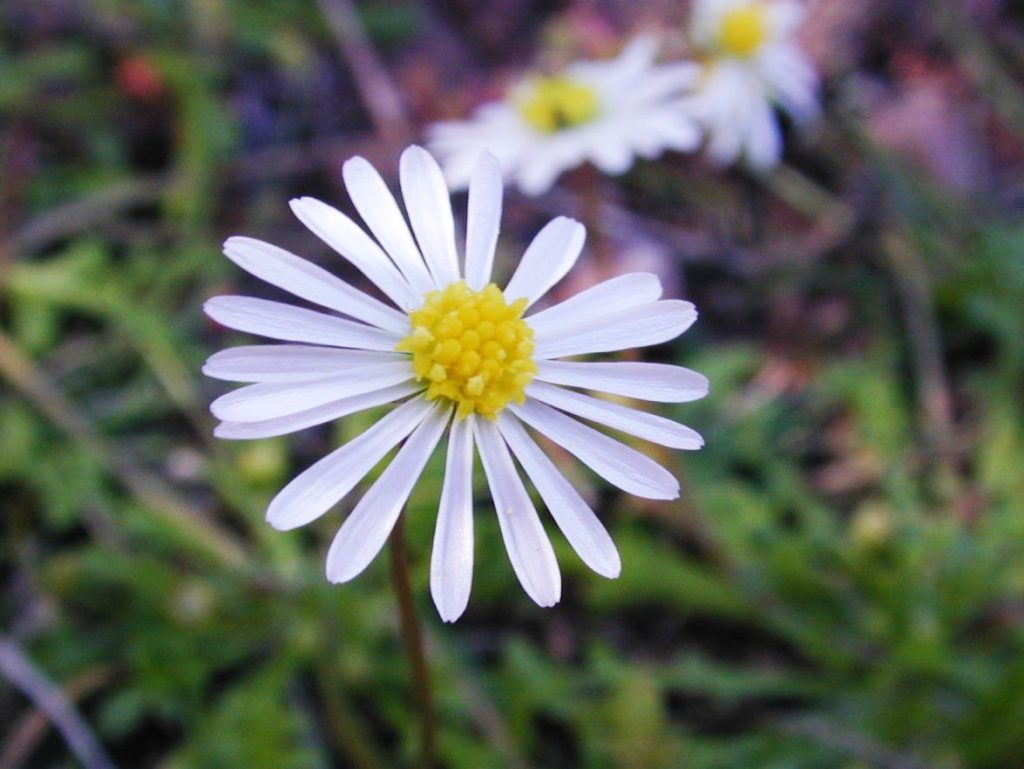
<box><xmin>518</xmin><ymin>75</ymin><xmax>600</xmax><ymax>134</ymax></box>
<box><xmin>718</xmin><ymin>3</ymin><xmax>768</xmax><ymax>57</ymax></box>
<box><xmin>397</xmin><ymin>281</ymin><xmax>537</xmax><ymax>420</ymax></box>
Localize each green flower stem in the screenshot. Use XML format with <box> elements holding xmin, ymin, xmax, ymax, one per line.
<box><xmin>389</xmin><ymin>514</ymin><xmax>438</xmax><ymax>769</ymax></box>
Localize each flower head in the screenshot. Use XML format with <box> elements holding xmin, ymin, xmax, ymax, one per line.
<box><xmin>427</xmin><ymin>38</ymin><xmax>702</xmax><ymax>196</ymax></box>
<box><xmin>687</xmin><ymin>0</ymin><xmax>819</xmax><ymax>171</ymax></box>
<box><xmin>203</xmin><ymin>147</ymin><xmax>707</xmax><ymax>621</ymax></box>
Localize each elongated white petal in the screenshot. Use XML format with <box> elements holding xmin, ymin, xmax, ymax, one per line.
<box><xmin>431</xmin><ymin>416</ymin><xmax>475</xmax><ymax>622</ymax></box>
<box><xmin>203</xmin><ymin>345</ymin><xmax>403</xmax><ymax>382</ymax></box>
<box><xmin>222</xmin><ymin>237</ymin><xmax>408</xmax><ymax>334</ymax></box>
<box><xmin>266</xmin><ymin>397</ymin><xmax>433</xmax><ymax>530</ymax></box>
<box><xmin>525</xmin><ymin>273</ymin><xmax>662</xmax><ymax>336</ymax></box>
<box><xmin>400</xmin><ymin>146</ymin><xmax>460</xmax><ymax>287</ymax></box>
<box><xmin>745</xmin><ymin>93</ymin><xmax>783</xmax><ymax>172</ymax></box>
<box><xmin>533</xmin><ymin>300</ymin><xmax>697</xmax><ymax>359</ymax></box>
<box><xmin>464</xmin><ymin>153</ymin><xmax>503</xmax><ymax>290</ymax></box>
<box><xmin>496</xmin><ymin>413</ymin><xmax>620</xmax><ymax>578</ymax></box>
<box><xmin>288</xmin><ymin>198</ymin><xmax>421</xmax><ymax>311</ymax></box>
<box><xmin>509</xmin><ymin>399</ymin><xmax>679</xmax><ymax>500</ymax></box>
<box><xmin>326</xmin><ymin>404</ymin><xmax>450</xmax><ymax>583</ymax></box>
<box><xmin>504</xmin><ymin>217</ymin><xmax>586</xmax><ymax>307</ymax></box>
<box><xmin>535</xmin><ymin>360</ymin><xmax>709</xmax><ymax>403</ymax></box>
<box><xmin>527</xmin><ymin>381</ymin><xmax>704</xmax><ymax>450</ymax></box>
<box><xmin>342</xmin><ymin>156</ymin><xmax>436</xmax><ymax>294</ymax></box>
<box><xmin>474</xmin><ymin>419</ymin><xmax>561</xmax><ymax>607</ymax></box>
<box><xmin>214</xmin><ymin>383</ymin><xmax>418</xmax><ymax>440</ymax></box>
<box><xmin>210</xmin><ymin>363</ymin><xmax>412</xmax><ymax>422</ymax></box>
<box><xmin>204</xmin><ymin>296</ymin><xmax>401</xmax><ymax>350</ymax></box>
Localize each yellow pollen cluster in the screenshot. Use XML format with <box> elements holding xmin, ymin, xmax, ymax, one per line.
<box><xmin>518</xmin><ymin>75</ymin><xmax>600</xmax><ymax>134</ymax></box>
<box><xmin>718</xmin><ymin>3</ymin><xmax>768</xmax><ymax>57</ymax></box>
<box><xmin>397</xmin><ymin>281</ymin><xmax>537</xmax><ymax>420</ymax></box>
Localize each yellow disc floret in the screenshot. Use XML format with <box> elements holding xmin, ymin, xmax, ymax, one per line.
<box><xmin>518</xmin><ymin>75</ymin><xmax>601</xmax><ymax>134</ymax></box>
<box><xmin>718</xmin><ymin>3</ymin><xmax>768</xmax><ymax>58</ymax></box>
<box><xmin>397</xmin><ymin>281</ymin><xmax>537</xmax><ymax>420</ymax></box>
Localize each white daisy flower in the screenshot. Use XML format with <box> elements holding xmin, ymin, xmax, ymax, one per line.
<box><xmin>687</xmin><ymin>0</ymin><xmax>819</xmax><ymax>171</ymax></box>
<box><xmin>426</xmin><ymin>37</ymin><xmax>702</xmax><ymax>196</ymax></box>
<box><xmin>203</xmin><ymin>147</ymin><xmax>707</xmax><ymax>621</ymax></box>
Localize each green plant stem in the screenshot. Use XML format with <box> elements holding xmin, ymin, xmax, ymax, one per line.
<box><xmin>882</xmin><ymin>232</ymin><xmax>962</xmax><ymax>500</ymax></box>
<box><xmin>315</xmin><ymin>664</ymin><xmax>387</xmax><ymax>769</ymax></box>
<box><xmin>388</xmin><ymin>514</ymin><xmax>437</xmax><ymax>769</ymax></box>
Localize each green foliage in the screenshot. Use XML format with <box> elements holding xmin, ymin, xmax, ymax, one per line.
<box><xmin>3</xmin><ymin>2</ymin><xmax>1024</xmax><ymax>768</ymax></box>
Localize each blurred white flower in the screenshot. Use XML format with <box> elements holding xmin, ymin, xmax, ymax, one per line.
<box><xmin>427</xmin><ymin>38</ymin><xmax>702</xmax><ymax>196</ymax></box>
<box><xmin>203</xmin><ymin>147</ymin><xmax>707</xmax><ymax>621</ymax></box>
<box><xmin>687</xmin><ymin>0</ymin><xmax>819</xmax><ymax>171</ymax></box>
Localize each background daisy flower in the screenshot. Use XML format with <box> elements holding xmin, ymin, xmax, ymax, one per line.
<box><xmin>203</xmin><ymin>147</ymin><xmax>707</xmax><ymax>621</ymax></box>
<box><xmin>426</xmin><ymin>37</ymin><xmax>703</xmax><ymax>196</ymax></box>
<box><xmin>687</xmin><ymin>0</ymin><xmax>819</xmax><ymax>171</ymax></box>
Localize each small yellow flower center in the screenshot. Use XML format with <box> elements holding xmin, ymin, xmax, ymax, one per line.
<box><xmin>718</xmin><ymin>3</ymin><xmax>768</xmax><ymax>57</ymax></box>
<box><xmin>518</xmin><ymin>75</ymin><xmax>601</xmax><ymax>134</ymax></box>
<box><xmin>397</xmin><ymin>282</ymin><xmax>537</xmax><ymax>420</ymax></box>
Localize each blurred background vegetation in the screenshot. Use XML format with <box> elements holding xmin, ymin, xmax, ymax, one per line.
<box><xmin>3</xmin><ymin>1</ymin><xmax>1024</xmax><ymax>768</ymax></box>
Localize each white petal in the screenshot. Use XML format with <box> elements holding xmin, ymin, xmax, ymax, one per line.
<box><xmin>588</xmin><ymin>129</ymin><xmax>634</xmax><ymax>176</ymax></box>
<box><xmin>526</xmin><ymin>381</ymin><xmax>704</xmax><ymax>450</ymax></box>
<box><xmin>400</xmin><ymin>146</ymin><xmax>461</xmax><ymax>287</ymax></box>
<box><xmin>214</xmin><ymin>383</ymin><xmax>418</xmax><ymax>440</ymax></box>
<box><xmin>509</xmin><ymin>399</ymin><xmax>679</xmax><ymax>500</ymax></box>
<box><xmin>464</xmin><ymin>153</ymin><xmax>503</xmax><ymax>290</ymax></box>
<box><xmin>607</xmin><ymin>35</ymin><xmax>659</xmax><ymax>82</ymax></box>
<box><xmin>525</xmin><ymin>273</ymin><xmax>662</xmax><ymax>336</ymax></box>
<box><xmin>204</xmin><ymin>296</ymin><xmax>402</xmax><ymax>350</ymax></box>
<box><xmin>342</xmin><ymin>156</ymin><xmax>436</xmax><ymax>294</ymax></box>
<box><xmin>766</xmin><ymin>0</ymin><xmax>806</xmax><ymax>37</ymax></box>
<box><xmin>536</xmin><ymin>360</ymin><xmax>709</xmax><ymax>403</ymax></box>
<box><xmin>222</xmin><ymin>237</ymin><xmax>408</xmax><ymax>334</ymax></box>
<box><xmin>759</xmin><ymin>46</ymin><xmax>818</xmax><ymax>121</ymax></box>
<box><xmin>631</xmin><ymin>62</ymin><xmax>704</xmax><ymax>102</ymax></box>
<box><xmin>503</xmin><ymin>217</ymin><xmax>586</xmax><ymax>307</ymax></box>
<box><xmin>474</xmin><ymin>418</ymin><xmax>561</xmax><ymax>607</ymax></box>
<box><xmin>203</xmin><ymin>345</ymin><xmax>403</xmax><ymax>382</ymax></box>
<box><xmin>744</xmin><ymin>95</ymin><xmax>783</xmax><ymax>172</ymax></box>
<box><xmin>515</xmin><ymin>154</ymin><xmax>565</xmax><ymax>197</ymax></box>
<box><xmin>266</xmin><ymin>396</ymin><xmax>433</xmax><ymax>530</ymax></box>
<box><xmin>210</xmin><ymin>362</ymin><xmax>412</xmax><ymax>422</ymax></box>
<box><xmin>533</xmin><ymin>300</ymin><xmax>697</xmax><ymax>359</ymax></box>
<box><xmin>288</xmin><ymin>198</ymin><xmax>421</xmax><ymax>311</ymax></box>
<box><xmin>326</xmin><ymin>404</ymin><xmax>450</xmax><ymax>583</ymax></box>
<box><xmin>496</xmin><ymin>413</ymin><xmax>620</xmax><ymax>578</ymax></box>
<box><xmin>430</xmin><ymin>415</ymin><xmax>475</xmax><ymax>621</ymax></box>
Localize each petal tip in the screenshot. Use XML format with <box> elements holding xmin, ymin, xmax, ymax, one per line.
<box><xmin>596</xmin><ymin>553</ymin><xmax>622</xmax><ymax>579</ymax></box>
<box><xmin>477</xmin><ymin>149</ymin><xmax>501</xmax><ymax>168</ymax></box>
<box><xmin>265</xmin><ymin>511</ymin><xmax>292</xmax><ymax>533</ymax></box>
<box><xmin>341</xmin><ymin>155</ymin><xmax>373</xmax><ymax>181</ymax></box>
<box><xmin>437</xmin><ymin>605</ymin><xmax>467</xmax><ymax>623</ymax></box>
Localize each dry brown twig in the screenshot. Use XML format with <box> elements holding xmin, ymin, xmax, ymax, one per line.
<box><xmin>0</xmin><ymin>665</ymin><xmax>114</xmax><ymax>769</ymax></box>
<box><xmin>882</xmin><ymin>232</ymin><xmax>958</xmax><ymax>470</ymax></box>
<box><xmin>315</xmin><ymin>0</ymin><xmax>412</xmax><ymax>143</ymax></box>
<box><xmin>0</xmin><ymin>639</ymin><xmax>118</xmax><ymax>769</ymax></box>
